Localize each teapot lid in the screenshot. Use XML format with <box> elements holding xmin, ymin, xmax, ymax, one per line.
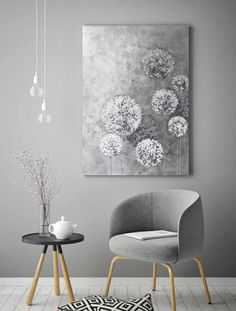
<box><xmin>60</xmin><ymin>216</ymin><xmax>69</xmax><ymax>223</ymax></box>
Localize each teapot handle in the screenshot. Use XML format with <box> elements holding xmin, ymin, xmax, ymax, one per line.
<box><xmin>49</xmin><ymin>224</ymin><xmax>55</xmax><ymax>234</ymax></box>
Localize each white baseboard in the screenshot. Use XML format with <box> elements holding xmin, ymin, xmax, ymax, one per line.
<box><xmin>0</xmin><ymin>277</ymin><xmax>235</xmax><ymax>287</ymax></box>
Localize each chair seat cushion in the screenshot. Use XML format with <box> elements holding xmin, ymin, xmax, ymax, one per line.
<box><xmin>109</xmin><ymin>234</ymin><xmax>178</xmax><ymax>263</ymax></box>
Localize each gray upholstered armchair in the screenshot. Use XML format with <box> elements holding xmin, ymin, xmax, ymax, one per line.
<box><xmin>104</xmin><ymin>190</ymin><xmax>212</xmax><ymax>311</ymax></box>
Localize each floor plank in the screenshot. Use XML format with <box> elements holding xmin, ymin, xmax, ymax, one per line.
<box><xmin>164</xmin><ymin>286</ymin><xmax>187</xmax><ymax>311</ymax></box>
<box><xmin>127</xmin><ymin>286</ymin><xmax>141</xmax><ymax>300</ymax></box>
<box><xmin>27</xmin><ymin>286</ymin><xmax>52</xmax><ymax>311</ymax></box>
<box><xmin>0</xmin><ymin>286</ymin><xmax>15</xmax><ymax>309</ymax></box>
<box><xmin>108</xmin><ymin>286</ymin><xmax>115</xmax><ymax>297</ymax></box>
<box><xmin>209</xmin><ymin>287</ymin><xmax>231</xmax><ymax>311</ymax></box>
<box><xmin>1</xmin><ymin>286</ymin><xmax>27</xmax><ymax>311</ymax></box>
<box><xmin>114</xmin><ymin>287</ymin><xmax>128</xmax><ymax>300</ymax></box>
<box><xmin>89</xmin><ymin>286</ymin><xmax>102</xmax><ymax>296</ymax></box>
<box><xmin>214</xmin><ymin>287</ymin><xmax>236</xmax><ymax>311</ymax></box>
<box><xmin>43</xmin><ymin>287</ymin><xmax>65</xmax><ymax>311</ymax></box>
<box><xmin>76</xmin><ymin>286</ymin><xmax>90</xmax><ymax>300</ymax></box>
<box><xmin>226</xmin><ymin>286</ymin><xmax>236</xmax><ymax>298</ymax></box>
<box><xmin>152</xmin><ymin>287</ymin><xmax>171</xmax><ymax>311</ymax></box>
<box><xmin>189</xmin><ymin>286</ymin><xmax>217</xmax><ymax>311</ymax></box>
<box><xmin>176</xmin><ymin>287</ymin><xmax>201</xmax><ymax>311</ymax></box>
<box><xmin>14</xmin><ymin>287</ymin><xmax>41</xmax><ymax>311</ymax></box>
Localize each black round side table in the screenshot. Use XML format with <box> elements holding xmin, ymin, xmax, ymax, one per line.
<box><xmin>22</xmin><ymin>233</ymin><xmax>84</xmax><ymax>306</ymax></box>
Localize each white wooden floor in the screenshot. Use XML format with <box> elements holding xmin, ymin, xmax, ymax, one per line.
<box><xmin>0</xmin><ymin>278</ymin><xmax>236</xmax><ymax>311</ymax></box>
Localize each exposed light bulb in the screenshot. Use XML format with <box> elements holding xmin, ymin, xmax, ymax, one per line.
<box><xmin>38</xmin><ymin>101</ymin><xmax>51</xmax><ymax>123</ymax></box>
<box><xmin>30</xmin><ymin>72</ymin><xmax>43</xmax><ymax>98</ymax></box>
<box><xmin>30</xmin><ymin>85</ymin><xmax>43</xmax><ymax>98</ymax></box>
<box><xmin>38</xmin><ymin>110</ymin><xmax>51</xmax><ymax>123</ymax></box>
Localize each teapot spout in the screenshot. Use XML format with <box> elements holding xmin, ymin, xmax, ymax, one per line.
<box><xmin>72</xmin><ymin>224</ymin><xmax>77</xmax><ymax>230</ymax></box>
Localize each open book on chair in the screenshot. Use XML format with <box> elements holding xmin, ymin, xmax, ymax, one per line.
<box><xmin>124</xmin><ymin>230</ymin><xmax>178</xmax><ymax>241</ymax></box>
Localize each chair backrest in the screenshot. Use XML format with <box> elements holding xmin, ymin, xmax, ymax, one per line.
<box><xmin>152</xmin><ymin>190</ymin><xmax>200</xmax><ymax>231</ymax></box>
<box><xmin>110</xmin><ymin>190</ymin><xmax>202</xmax><ymax>236</ymax></box>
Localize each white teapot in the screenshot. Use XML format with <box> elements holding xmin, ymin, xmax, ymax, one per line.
<box><xmin>49</xmin><ymin>216</ymin><xmax>77</xmax><ymax>239</ymax></box>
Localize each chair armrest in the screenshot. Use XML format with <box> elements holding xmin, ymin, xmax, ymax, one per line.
<box><xmin>177</xmin><ymin>196</ymin><xmax>204</xmax><ymax>262</ymax></box>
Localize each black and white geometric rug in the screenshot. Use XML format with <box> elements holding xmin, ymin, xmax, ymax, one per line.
<box><xmin>58</xmin><ymin>294</ymin><xmax>153</xmax><ymax>311</ymax></box>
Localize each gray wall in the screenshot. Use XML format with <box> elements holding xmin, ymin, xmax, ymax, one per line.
<box><xmin>0</xmin><ymin>0</ymin><xmax>236</xmax><ymax>277</ymax></box>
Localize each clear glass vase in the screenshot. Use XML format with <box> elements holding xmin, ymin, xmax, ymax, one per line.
<box><xmin>39</xmin><ymin>203</ymin><xmax>50</xmax><ymax>237</ymax></box>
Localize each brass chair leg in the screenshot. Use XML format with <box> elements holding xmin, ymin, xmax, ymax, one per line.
<box><xmin>104</xmin><ymin>256</ymin><xmax>125</xmax><ymax>296</ymax></box>
<box><xmin>53</xmin><ymin>245</ymin><xmax>60</xmax><ymax>295</ymax></box>
<box><xmin>58</xmin><ymin>245</ymin><xmax>75</xmax><ymax>302</ymax></box>
<box><xmin>152</xmin><ymin>263</ymin><xmax>157</xmax><ymax>291</ymax></box>
<box><xmin>194</xmin><ymin>257</ymin><xmax>212</xmax><ymax>304</ymax></box>
<box><xmin>26</xmin><ymin>246</ymin><xmax>48</xmax><ymax>306</ymax></box>
<box><xmin>161</xmin><ymin>263</ymin><xmax>176</xmax><ymax>311</ymax></box>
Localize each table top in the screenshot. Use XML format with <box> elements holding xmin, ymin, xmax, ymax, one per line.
<box><xmin>22</xmin><ymin>233</ymin><xmax>84</xmax><ymax>245</ymax></box>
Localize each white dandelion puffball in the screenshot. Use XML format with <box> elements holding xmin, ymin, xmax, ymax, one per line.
<box><xmin>151</xmin><ymin>89</ymin><xmax>178</xmax><ymax>116</ymax></box>
<box><xmin>136</xmin><ymin>138</ymin><xmax>164</xmax><ymax>167</ymax></box>
<box><xmin>172</xmin><ymin>75</ymin><xmax>189</xmax><ymax>92</ymax></box>
<box><xmin>99</xmin><ymin>134</ymin><xmax>122</xmax><ymax>158</ymax></box>
<box><xmin>141</xmin><ymin>48</ymin><xmax>175</xmax><ymax>79</ymax></box>
<box><xmin>102</xmin><ymin>95</ymin><xmax>142</xmax><ymax>136</ymax></box>
<box><xmin>168</xmin><ymin>116</ymin><xmax>188</xmax><ymax>138</ymax></box>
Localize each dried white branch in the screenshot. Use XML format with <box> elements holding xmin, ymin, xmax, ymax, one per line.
<box><xmin>10</xmin><ymin>143</ymin><xmax>63</xmax><ymax>206</ymax></box>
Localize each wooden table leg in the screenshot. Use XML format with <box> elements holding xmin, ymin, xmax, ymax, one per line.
<box><xmin>53</xmin><ymin>245</ymin><xmax>60</xmax><ymax>295</ymax></box>
<box><xmin>26</xmin><ymin>245</ymin><xmax>48</xmax><ymax>306</ymax></box>
<box><xmin>57</xmin><ymin>245</ymin><xmax>75</xmax><ymax>302</ymax></box>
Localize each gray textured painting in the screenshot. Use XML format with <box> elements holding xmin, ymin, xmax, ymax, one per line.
<box><xmin>82</xmin><ymin>25</ymin><xmax>189</xmax><ymax>175</ymax></box>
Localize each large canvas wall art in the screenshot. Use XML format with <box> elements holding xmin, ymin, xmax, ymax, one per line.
<box><xmin>82</xmin><ymin>25</ymin><xmax>189</xmax><ymax>175</ymax></box>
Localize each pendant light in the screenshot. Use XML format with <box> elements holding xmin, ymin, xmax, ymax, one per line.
<box><xmin>38</xmin><ymin>0</ymin><xmax>51</xmax><ymax>123</ymax></box>
<box><xmin>30</xmin><ymin>0</ymin><xmax>43</xmax><ymax>98</ymax></box>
